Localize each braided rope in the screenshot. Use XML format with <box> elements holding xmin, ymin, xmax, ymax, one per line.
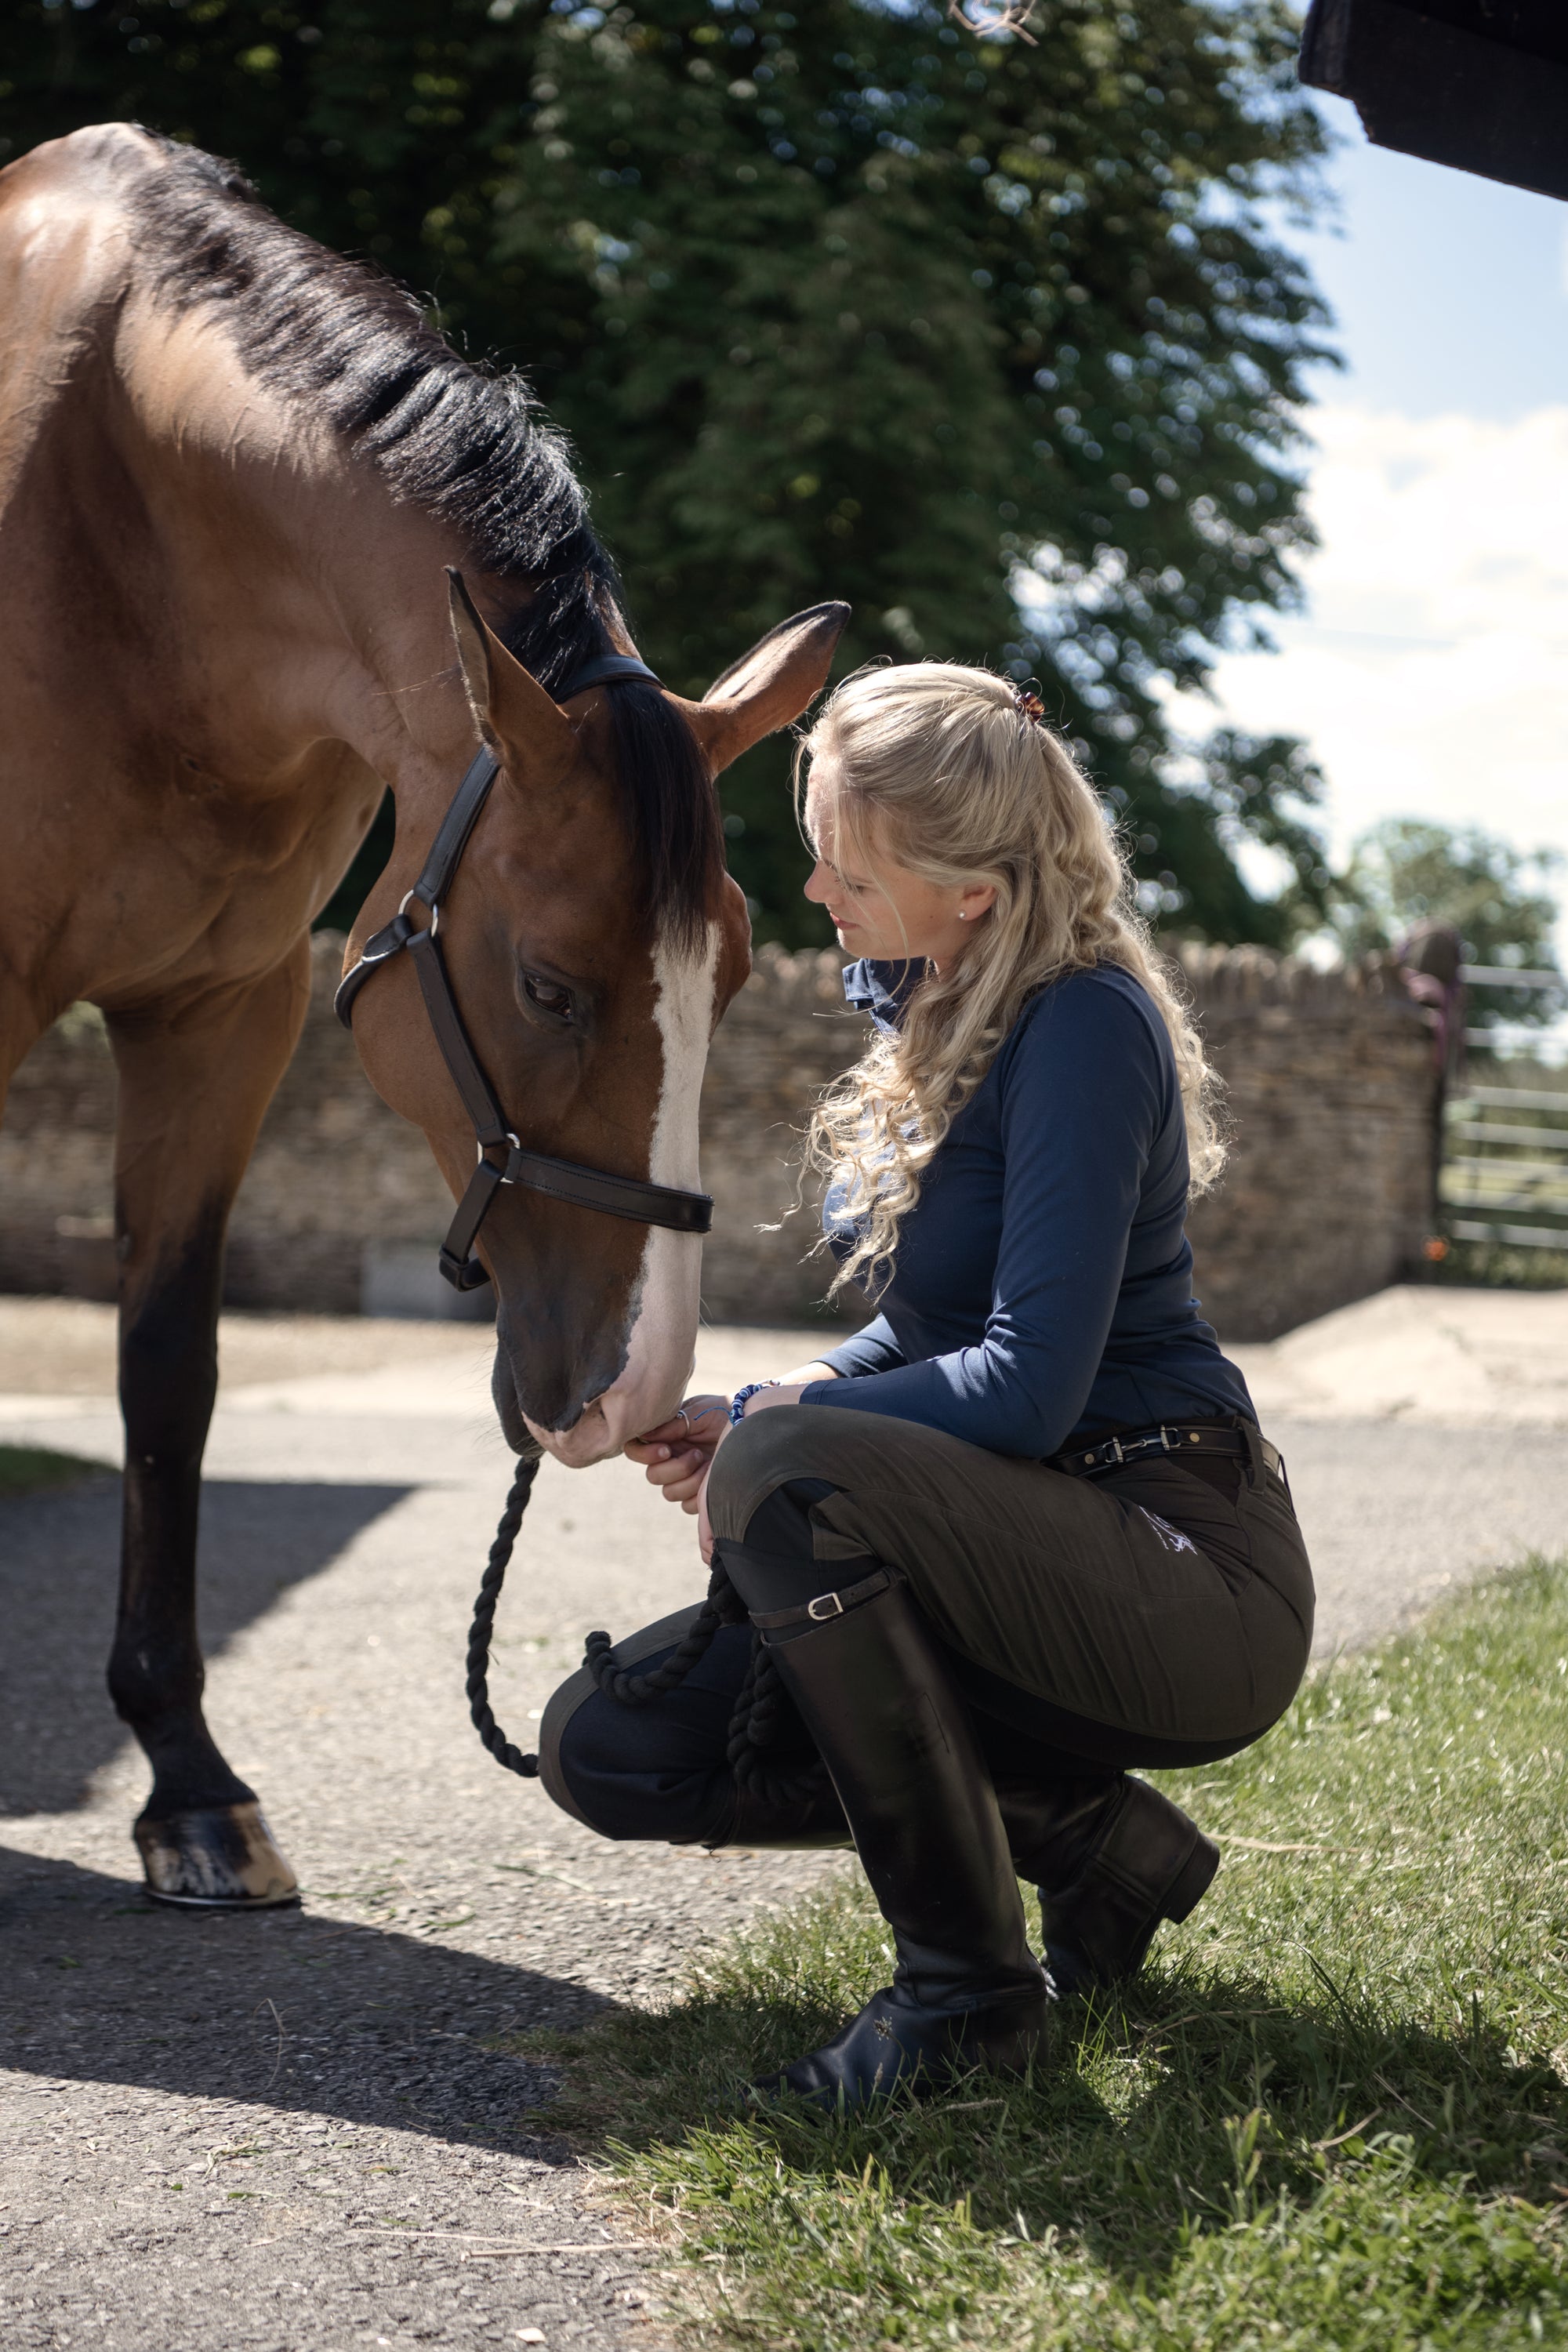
<box><xmin>581</xmin><ymin>1554</ymin><xmax>741</xmax><ymax>1705</ymax></box>
<box><xmin>724</xmin><ymin>1630</ymin><xmax>833</xmax><ymax>1809</ymax></box>
<box><xmin>466</xmin><ymin>1455</ymin><xmax>543</xmax><ymax>1778</ymax></box>
<box><xmin>466</xmin><ymin>1465</ymin><xmax>825</xmax><ymax>1809</ymax></box>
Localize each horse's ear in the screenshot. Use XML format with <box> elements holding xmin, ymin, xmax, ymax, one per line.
<box><xmin>676</xmin><ymin>601</ymin><xmax>851</xmax><ymax>776</ymax></box>
<box><xmin>446</xmin><ymin>568</ymin><xmax>577</xmax><ymax>782</ymax></box>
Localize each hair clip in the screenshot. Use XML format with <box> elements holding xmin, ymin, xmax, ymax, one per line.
<box><xmin>1011</xmin><ymin>677</ymin><xmax>1047</xmax><ymax>726</ymax></box>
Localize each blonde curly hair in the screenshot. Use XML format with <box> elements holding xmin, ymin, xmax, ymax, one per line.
<box><xmin>798</xmin><ymin>662</ymin><xmax>1225</xmax><ymax>1301</ymax></box>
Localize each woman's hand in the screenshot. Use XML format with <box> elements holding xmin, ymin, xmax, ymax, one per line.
<box><xmin>688</xmin><ymin>1383</ymin><xmax>812</xmax><ymax>1561</ymax></box>
<box><xmin>633</xmin><ymin>1377</ymin><xmax>833</xmax><ymax>1561</ymax></box>
<box><xmin>626</xmin><ymin>1394</ymin><xmax>730</xmax><ymax>1512</ymax></box>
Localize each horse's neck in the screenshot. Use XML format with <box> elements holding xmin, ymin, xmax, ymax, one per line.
<box><xmin>111</xmin><ymin>301</ymin><xmax>471</xmax><ymax>803</ymax></box>
<box><xmin>0</xmin><ymin>218</ymin><xmax>486</xmax><ymax>1017</ymax></box>
<box><xmin>300</xmin><ymin>503</ymin><xmax>481</xmax><ymax>792</ymax></box>
<box><xmin>259</xmin><ymin>492</ymin><xmax>477</xmax><ymax>797</ymax></box>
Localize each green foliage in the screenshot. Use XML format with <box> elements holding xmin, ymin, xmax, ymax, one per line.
<box><xmin>1435</xmin><ymin>1235</ymin><xmax>1568</xmax><ymax>1291</ymax></box>
<box><xmin>522</xmin><ymin>1556</ymin><xmax>1568</xmax><ymax>2347</ymax></box>
<box><xmin>1336</xmin><ymin>818</ymin><xmax>1563</xmax><ymax>1027</ymax></box>
<box><xmin>0</xmin><ymin>1443</ymin><xmax>112</xmax><ymax>1496</ymax></box>
<box><xmin>6</xmin><ymin>0</ymin><xmax>1334</xmax><ymax>943</ymax></box>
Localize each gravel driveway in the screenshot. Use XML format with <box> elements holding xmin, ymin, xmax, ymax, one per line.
<box><xmin>2</xmin><ymin>1288</ymin><xmax>1565</xmax><ymax>2350</ymax></box>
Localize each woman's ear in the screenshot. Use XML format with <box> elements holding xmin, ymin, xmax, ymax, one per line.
<box><xmin>957</xmin><ymin>881</ymin><xmax>998</xmax><ymax>924</ymax></box>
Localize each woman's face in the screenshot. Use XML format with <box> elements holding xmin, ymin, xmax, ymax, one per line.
<box><xmin>803</xmin><ymin>766</ymin><xmax>996</xmax><ymax>969</ymax></box>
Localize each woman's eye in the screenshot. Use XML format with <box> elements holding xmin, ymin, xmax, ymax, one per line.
<box><xmin>521</xmin><ymin>971</ymin><xmax>573</xmax><ymax>1022</ymax></box>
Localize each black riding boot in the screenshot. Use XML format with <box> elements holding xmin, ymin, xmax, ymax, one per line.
<box><xmin>1001</xmin><ymin>1773</ymin><xmax>1219</xmax><ymax>1996</ymax></box>
<box><xmin>705</xmin><ymin>1766</ymin><xmax>1216</xmax><ymax>1994</ymax></box>
<box><xmin>738</xmin><ymin>1567</ymin><xmax>1051</xmax><ymax>2107</ymax></box>
<box><xmin>702</xmin><ymin>1769</ymin><xmax>854</xmax><ymax>1852</ymax></box>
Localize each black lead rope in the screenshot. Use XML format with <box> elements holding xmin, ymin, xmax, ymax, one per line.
<box><xmin>466</xmin><ymin>1456</ymin><xmax>827</xmax><ymax>1807</ymax></box>
<box><xmin>465</xmin><ymin>1454</ymin><xmax>544</xmax><ymax>1778</ymax></box>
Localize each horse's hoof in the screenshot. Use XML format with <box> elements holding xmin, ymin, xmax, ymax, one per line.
<box><xmin>134</xmin><ymin>1800</ymin><xmax>300</xmax><ymax>1909</ymax></box>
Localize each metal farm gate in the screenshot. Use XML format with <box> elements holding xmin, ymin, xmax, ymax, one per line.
<box><xmin>1440</xmin><ymin>965</ymin><xmax>1568</xmax><ymax>1254</ymax></box>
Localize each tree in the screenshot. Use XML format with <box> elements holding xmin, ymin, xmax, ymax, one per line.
<box><xmin>1334</xmin><ymin>818</ymin><xmax>1563</xmax><ymax>1028</ymax></box>
<box><xmin>7</xmin><ymin>0</ymin><xmax>1334</xmax><ymax>944</ymax></box>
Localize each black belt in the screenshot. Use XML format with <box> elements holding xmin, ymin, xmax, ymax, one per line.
<box><xmin>1050</xmin><ymin>1420</ymin><xmax>1286</xmax><ymax>1485</ymax></box>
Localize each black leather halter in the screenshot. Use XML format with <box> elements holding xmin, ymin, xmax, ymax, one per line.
<box><xmin>335</xmin><ymin>655</ymin><xmax>714</xmax><ymax>1292</ymax></box>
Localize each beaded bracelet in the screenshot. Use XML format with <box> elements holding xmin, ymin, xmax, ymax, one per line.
<box><xmin>729</xmin><ymin>1380</ymin><xmax>779</xmax><ymax>1427</ymax></box>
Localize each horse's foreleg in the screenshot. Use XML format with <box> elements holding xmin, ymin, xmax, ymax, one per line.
<box><xmin>106</xmin><ymin>946</ymin><xmax>311</xmax><ymax>1907</ymax></box>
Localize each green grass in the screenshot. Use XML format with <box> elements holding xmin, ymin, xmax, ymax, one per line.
<box><xmin>1433</xmin><ymin>1236</ymin><xmax>1568</xmax><ymax>1292</ymax></box>
<box><xmin>0</xmin><ymin>1442</ymin><xmax>114</xmax><ymax>1497</ymax></box>
<box><xmin>524</xmin><ymin>1557</ymin><xmax>1568</xmax><ymax>2348</ymax></box>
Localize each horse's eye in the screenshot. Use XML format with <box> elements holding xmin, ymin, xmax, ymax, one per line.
<box><xmin>521</xmin><ymin>969</ymin><xmax>574</xmax><ymax>1024</ymax></box>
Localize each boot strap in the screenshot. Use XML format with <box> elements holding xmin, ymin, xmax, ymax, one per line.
<box><xmin>749</xmin><ymin>1566</ymin><xmax>898</xmax><ymax>1634</ymax></box>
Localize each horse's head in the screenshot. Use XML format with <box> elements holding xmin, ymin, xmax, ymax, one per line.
<box><xmin>349</xmin><ymin>576</ymin><xmax>847</xmax><ymax>1467</ymax></box>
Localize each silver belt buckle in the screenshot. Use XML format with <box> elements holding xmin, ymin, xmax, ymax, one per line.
<box><xmin>807</xmin><ymin>1592</ymin><xmax>844</xmax><ymax>1623</ymax></box>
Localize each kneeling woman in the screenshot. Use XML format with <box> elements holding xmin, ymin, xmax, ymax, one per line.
<box><xmin>539</xmin><ymin>664</ymin><xmax>1313</xmax><ymax>2105</ymax></box>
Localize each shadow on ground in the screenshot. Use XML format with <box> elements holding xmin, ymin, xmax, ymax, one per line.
<box><xmin>553</xmin><ymin>1959</ymin><xmax>1568</xmax><ymax>2285</ymax></box>
<box><xmin>0</xmin><ymin>1846</ymin><xmax>616</xmax><ymax>2152</ymax></box>
<box><xmin>0</xmin><ymin>1475</ymin><xmax>412</xmax><ymax>1813</ymax></box>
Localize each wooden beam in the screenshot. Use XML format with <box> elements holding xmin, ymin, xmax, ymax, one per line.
<box><xmin>1300</xmin><ymin>0</ymin><xmax>1568</xmax><ymax>201</ymax></box>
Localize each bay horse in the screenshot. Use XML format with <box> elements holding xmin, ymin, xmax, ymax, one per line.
<box><xmin>0</xmin><ymin>124</ymin><xmax>846</xmax><ymax>1909</ymax></box>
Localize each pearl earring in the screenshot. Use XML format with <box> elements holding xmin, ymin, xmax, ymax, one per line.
<box><xmin>957</xmin><ymin>912</ymin><xmax>967</xmax><ymax>920</ymax></box>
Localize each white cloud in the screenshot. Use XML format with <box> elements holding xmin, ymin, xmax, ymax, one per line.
<box><xmin>1180</xmin><ymin>402</ymin><xmax>1568</xmax><ymax>909</ymax></box>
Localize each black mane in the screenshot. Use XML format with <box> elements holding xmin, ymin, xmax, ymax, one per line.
<box><xmin>123</xmin><ymin>132</ymin><xmax>721</xmax><ymax>949</ymax></box>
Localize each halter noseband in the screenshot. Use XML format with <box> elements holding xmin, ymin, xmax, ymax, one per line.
<box><xmin>334</xmin><ymin>655</ymin><xmax>714</xmax><ymax>1293</ymax></box>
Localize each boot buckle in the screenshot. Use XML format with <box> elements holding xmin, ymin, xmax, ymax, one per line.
<box><xmin>807</xmin><ymin>1592</ymin><xmax>846</xmax><ymax>1621</ymax></box>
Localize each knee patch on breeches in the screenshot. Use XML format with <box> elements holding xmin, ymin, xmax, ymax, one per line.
<box><xmin>718</xmin><ymin>1474</ymin><xmax>881</xmax><ymax>1619</ymax></box>
<box><xmin>738</xmin><ymin>1475</ymin><xmax>840</xmax><ymax>1559</ymax></box>
<box><xmin>706</xmin><ymin>1405</ymin><xmax>848</xmax><ymax>1542</ymax></box>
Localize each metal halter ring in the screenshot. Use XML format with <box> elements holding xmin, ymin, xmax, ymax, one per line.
<box><xmin>397</xmin><ymin>887</ymin><xmax>439</xmax><ymax>938</ymax></box>
<box><xmin>477</xmin><ymin>1131</ymin><xmax>522</xmax><ymax>1176</ymax></box>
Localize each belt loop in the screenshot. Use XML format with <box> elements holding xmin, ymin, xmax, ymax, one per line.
<box><xmin>1238</xmin><ymin>1417</ymin><xmax>1266</xmax><ymax>1490</ymax></box>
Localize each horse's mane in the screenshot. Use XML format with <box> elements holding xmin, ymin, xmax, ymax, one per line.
<box><xmin>122</xmin><ymin>132</ymin><xmax>721</xmax><ymax>951</ymax></box>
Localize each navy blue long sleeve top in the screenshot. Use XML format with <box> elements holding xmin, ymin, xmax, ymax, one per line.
<box><xmin>800</xmin><ymin>959</ymin><xmax>1255</xmax><ymax>1458</ymax></box>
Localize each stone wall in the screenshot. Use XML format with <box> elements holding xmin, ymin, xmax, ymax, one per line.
<box><xmin>0</xmin><ymin>932</ymin><xmax>1438</xmax><ymax>1343</ymax></box>
<box><xmin>1178</xmin><ymin>945</ymin><xmax>1439</xmax><ymax>1339</ymax></box>
<box><xmin>696</xmin><ymin>939</ymin><xmax>1441</xmax><ymax>1341</ymax></box>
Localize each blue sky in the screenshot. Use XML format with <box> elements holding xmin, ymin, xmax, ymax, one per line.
<box><xmin>1294</xmin><ymin>96</ymin><xmax>1568</xmax><ymax>426</ymax></box>
<box><xmin>1195</xmin><ymin>92</ymin><xmax>1568</xmax><ymax>961</ymax></box>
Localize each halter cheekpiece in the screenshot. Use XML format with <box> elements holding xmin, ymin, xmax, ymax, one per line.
<box><xmin>335</xmin><ymin>653</ymin><xmax>714</xmax><ymax>1292</ymax></box>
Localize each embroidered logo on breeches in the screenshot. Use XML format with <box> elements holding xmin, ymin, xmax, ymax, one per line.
<box><xmin>1138</xmin><ymin>1508</ymin><xmax>1198</xmax><ymax>1555</ymax></box>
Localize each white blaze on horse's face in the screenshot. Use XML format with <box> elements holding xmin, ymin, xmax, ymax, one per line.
<box><xmin>524</xmin><ymin>921</ymin><xmax>720</xmax><ymax>1468</ymax></box>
